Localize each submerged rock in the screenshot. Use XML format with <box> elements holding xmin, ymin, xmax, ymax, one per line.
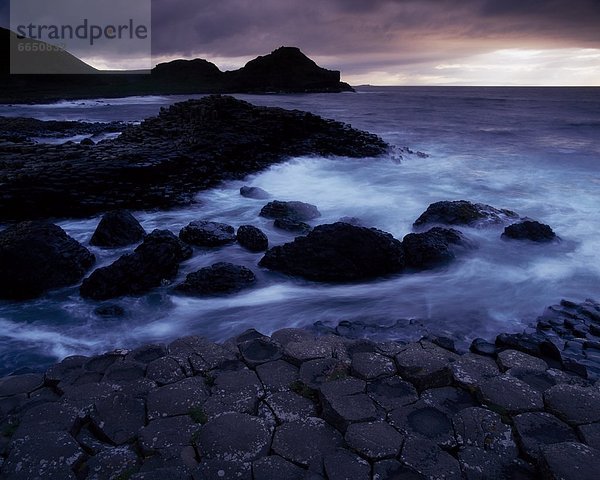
<box><xmin>502</xmin><ymin>220</ymin><xmax>557</xmax><ymax>242</ymax></box>
<box><xmin>273</xmin><ymin>218</ymin><xmax>312</xmax><ymax>234</ymax></box>
<box><xmin>237</xmin><ymin>225</ymin><xmax>268</xmax><ymax>252</ymax></box>
<box><xmin>402</xmin><ymin>227</ymin><xmax>468</xmax><ymax>270</ymax></box>
<box><xmin>0</xmin><ymin>221</ymin><xmax>95</xmax><ymax>300</ymax></box>
<box><xmin>90</xmin><ymin>210</ymin><xmax>146</xmax><ymax>248</ymax></box>
<box><xmin>259</xmin><ymin>201</ymin><xmax>321</xmax><ymax>222</ymax></box>
<box><xmin>240</xmin><ymin>186</ymin><xmax>270</xmax><ymax>200</ymax></box>
<box><xmin>414</xmin><ymin>200</ymin><xmax>518</xmax><ymax>228</ymax></box>
<box><xmin>259</xmin><ymin>222</ymin><xmax>405</xmax><ymax>281</ymax></box>
<box><xmin>80</xmin><ymin>229</ymin><xmax>192</xmax><ymax>300</ymax></box>
<box><xmin>175</xmin><ymin>262</ymin><xmax>256</xmax><ymax>296</ymax></box>
<box><xmin>179</xmin><ymin>221</ymin><xmax>236</xmax><ymax>247</ymax></box>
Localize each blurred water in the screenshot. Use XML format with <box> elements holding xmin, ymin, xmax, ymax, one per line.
<box><xmin>0</xmin><ymin>87</ymin><xmax>599</xmax><ymax>374</ymax></box>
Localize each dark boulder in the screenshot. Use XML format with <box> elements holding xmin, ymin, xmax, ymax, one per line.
<box><xmin>502</xmin><ymin>220</ymin><xmax>557</xmax><ymax>242</ymax></box>
<box><xmin>273</xmin><ymin>218</ymin><xmax>312</xmax><ymax>234</ymax></box>
<box><xmin>260</xmin><ymin>201</ymin><xmax>321</xmax><ymax>222</ymax></box>
<box><xmin>0</xmin><ymin>221</ymin><xmax>95</xmax><ymax>300</ymax></box>
<box><xmin>179</xmin><ymin>221</ymin><xmax>236</xmax><ymax>247</ymax></box>
<box><xmin>402</xmin><ymin>227</ymin><xmax>469</xmax><ymax>270</ymax></box>
<box><xmin>80</xmin><ymin>230</ymin><xmax>192</xmax><ymax>300</ymax></box>
<box><xmin>237</xmin><ymin>225</ymin><xmax>268</xmax><ymax>252</ymax></box>
<box><xmin>90</xmin><ymin>211</ymin><xmax>146</xmax><ymax>248</ymax></box>
<box><xmin>240</xmin><ymin>186</ymin><xmax>270</xmax><ymax>200</ymax></box>
<box><xmin>414</xmin><ymin>200</ymin><xmax>518</xmax><ymax>228</ymax></box>
<box><xmin>175</xmin><ymin>262</ymin><xmax>256</xmax><ymax>296</ymax></box>
<box><xmin>259</xmin><ymin>222</ymin><xmax>405</xmax><ymax>282</ymax></box>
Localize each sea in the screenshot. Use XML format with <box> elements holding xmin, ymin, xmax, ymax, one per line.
<box><xmin>0</xmin><ymin>87</ymin><xmax>599</xmax><ymax>375</ymax></box>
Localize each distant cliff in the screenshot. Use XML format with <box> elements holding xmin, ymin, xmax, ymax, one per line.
<box><xmin>0</xmin><ymin>29</ymin><xmax>353</xmax><ymax>102</ymax></box>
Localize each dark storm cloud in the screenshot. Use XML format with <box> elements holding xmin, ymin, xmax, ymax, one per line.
<box><xmin>148</xmin><ymin>0</ymin><xmax>600</xmax><ymax>61</ymax></box>
<box><xmin>1</xmin><ymin>0</ymin><xmax>598</xmax><ymax>77</ymax></box>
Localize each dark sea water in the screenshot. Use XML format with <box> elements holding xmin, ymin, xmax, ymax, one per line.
<box><xmin>1</xmin><ymin>87</ymin><xmax>599</xmax><ymax>375</ymax></box>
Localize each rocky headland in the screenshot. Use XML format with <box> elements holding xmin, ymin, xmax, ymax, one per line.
<box><xmin>0</xmin><ymin>95</ymin><xmax>387</xmax><ymax>221</ymax></box>
<box><xmin>0</xmin><ymin>26</ymin><xmax>353</xmax><ymax>103</ymax></box>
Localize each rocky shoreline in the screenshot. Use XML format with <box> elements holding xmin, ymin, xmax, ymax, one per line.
<box><xmin>1</xmin><ymin>95</ymin><xmax>599</xmax><ymax>479</ymax></box>
<box><xmin>0</xmin><ymin>95</ymin><xmax>388</xmax><ymax>221</ymax></box>
<box><xmin>1</xmin><ymin>318</ymin><xmax>599</xmax><ymax>480</ymax></box>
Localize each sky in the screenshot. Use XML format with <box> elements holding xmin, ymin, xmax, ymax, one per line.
<box><xmin>2</xmin><ymin>0</ymin><xmax>600</xmax><ymax>85</ymax></box>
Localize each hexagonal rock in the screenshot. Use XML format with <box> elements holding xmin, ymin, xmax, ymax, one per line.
<box><xmin>544</xmin><ymin>384</ymin><xmax>600</xmax><ymax>426</ymax></box>
<box><xmin>324</xmin><ymin>449</ymin><xmax>371</xmax><ymax>480</ymax></box>
<box><xmin>319</xmin><ymin>378</ymin><xmax>380</xmax><ymax>432</ymax></box>
<box><xmin>373</xmin><ymin>460</ymin><xmax>425</xmax><ymax>480</ymax></box>
<box><xmin>207</xmin><ymin>370</ymin><xmax>265</xmax><ymax>413</ymax></box>
<box><xmin>195</xmin><ymin>413</ymin><xmax>271</xmax><ymax>464</ymax></box>
<box><xmin>188</xmin><ymin>343</ymin><xmax>239</xmax><ymax>373</ymax></box>
<box><xmin>146</xmin><ymin>376</ymin><xmax>209</xmax><ymax>421</ymax></box>
<box><xmin>457</xmin><ymin>447</ymin><xmax>532</xmax><ymax>480</ymax></box>
<box><xmin>395</xmin><ymin>342</ymin><xmax>458</xmax><ymax>390</ymax></box>
<box><xmin>45</xmin><ymin>355</ymin><xmax>88</xmax><ymax>385</ymax></box>
<box><xmin>478</xmin><ymin>374</ymin><xmax>544</xmax><ymax>415</ymax></box>
<box><xmin>139</xmin><ymin>415</ymin><xmax>200</xmax><ymax>457</ymax></box>
<box><xmin>271</xmin><ymin>328</ymin><xmax>314</xmax><ymax>347</ymax></box>
<box><xmin>284</xmin><ymin>340</ymin><xmax>332</xmax><ymax>366</ymax></box>
<box><xmin>256</xmin><ymin>360</ymin><xmax>299</xmax><ymax>393</ymax></box>
<box><xmin>12</xmin><ymin>401</ymin><xmax>82</xmax><ymax>439</ymax></box>
<box><xmin>239</xmin><ymin>337</ymin><xmax>283</xmax><ymax>367</ymax></box>
<box><xmin>449</xmin><ymin>353</ymin><xmax>500</xmax><ymax>391</ymax></box>
<box><xmin>266</xmin><ymin>391</ymin><xmax>318</xmax><ymax>423</ymax></box>
<box><xmin>539</xmin><ymin>442</ymin><xmax>600</xmax><ymax>480</ymax></box>
<box><xmin>400</xmin><ymin>435</ymin><xmax>462</xmax><ymax>480</ymax></box>
<box><xmin>126</xmin><ymin>344</ymin><xmax>167</xmax><ymax>364</ymax></box>
<box><xmin>578</xmin><ymin>423</ymin><xmax>600</xmax><ymax>450</ymax></box>
<box><xmin>0</xmin><ymin>373</ymin><xmax>43</xmax><ymax>397</ymax></box>
<box><xmin>272</xmin><ymin>417</ymin><xmax>344</xmax><ymax>469</ymax></box>
<box><xmin>103</xmin><ymin>360</ymin><xmax>146</xmax><ymax>383</ymax></box>
<box><xmin>90</xmin><ymin>393</ymin><xmax>146</xmax><ymax>445</ymax></box>
<box><xmin>421</xmin><ymin>386</ymin><xmax>478</xmax><ymax>416</ymax></box>
<box><xmin>252</xmin><ymin>455</ymin><xmax>305</xmax><ymax>480</ymax></box>
<box><xmin>146</xmin><ymin>356</ymin><xmax>187</xmax><ymax>386</ymax></box>
<box><xmin>198</xmin><ymin>458</ymin><xmax>252</xmax><ymax>480</ymax></box>
<box><xmin>86</xmin><ymin>445</ymin><xmax>140</xmax><ymax>480</ymax></box>
<box><xmin>513</xmin><ymin>412</ymin><xmax>578</xmax><ymax>461</ymax></box>
<box><xmin>320</xmin><ymin>377</ymin><xmax>365</xmax><ymax>397</ymax></box>
<box><xmin>506</xmin><ymin>368</ymin><xmax>564</xmax><ymax>394</ymax></box>
<box><xmin>345</xmin><ymin>421</ymin><xmax>404</xmax><ymax>460</ymax></box>
<box><xmin>2</xmin><ymin>431</ymin><xmax>84</xmax><ymax>480</ymax></box>
<box><xmin>367</xmin><ymin>376</ymin><xmax>418</xmax><ymax>411</ymax></box>
<box><xmin>299</xmin><ymin>358</ymin><xmax>346</xmax><ymax>389</ymax></box>
<box><xmin>389</xmin><ymin>401</ymin><xmax>456</xmax><ymax>449</ymax></box>
<box><xmin>453</xmin><ymin>407</ymin><xmax>517</xmax><ymax>458</ymax></box>
<box><xmin>497</xmin><ymin>350</ymin><xmax>548</xmax><ymax>372</ymax></box>
<box><xmin>351</xmin><ymin>352</ymin><xmax>396</xmax><ymax>380</ymax></box>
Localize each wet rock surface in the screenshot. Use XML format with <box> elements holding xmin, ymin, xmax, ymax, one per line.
<box><xmin>260</xmin><ymin>200</ymin><xmax>321</xmax><ymax>222</ymax></box>
<box><xmin>259</xmin><ymin>222</ymin><xmax>405</xmax><ymax>281</ymax></box>
<box><xmin>174</xmin><ymin>262</ymin><xmax>257</xmax><ymax>296</ymax></box>
<box><xmin>2</xmin><ymin>325</ymin><xmax>599</xmax><ymax>479</ymax></box>
<box><xmin>502</xmin><ymin>220</ymin><xmax>557</xmax><ymax>242</ymax></box>
<box><xmin>402</xmin><ymin>227</ymin><xmax>469</xmax><ymax>270</ymax></box>
<box><xmin>0</xmin><ymin>96</ymin><xmax>388</xmax><ymax>221</ymax></box>
<box><xmin>0</xmin><ymin>221</ymin><xmax>95</xmax><ymax>300</ymax></box>
<box><xmin>237</xmin><ymin>225</ymin><xmax>269</xmax><ymax>252</ymax></box>
<box><xmin>80</xmin><ymin>229</ymin><xmax>192</xmax><ymax>300</ymax></box>
<box><xmin>89</xmin><ymin>210</ymin><xmax>146</xmax><ymax>248</ymax></box>
<box><xmin>413</xmin><ymin>200</ymin><xmax>518</xmax><ymax>228</ymax></box>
